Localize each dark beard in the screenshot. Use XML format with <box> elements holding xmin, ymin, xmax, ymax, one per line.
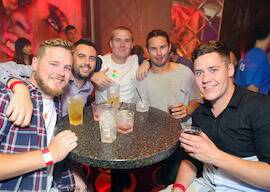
<box><xmin>72</xmin><ymin>66</ymin><xmax>92</xmax><ymax>80</ymax></box>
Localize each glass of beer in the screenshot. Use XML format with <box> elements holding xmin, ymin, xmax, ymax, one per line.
<box><xmin>66</xmin><ymin>93</ymin><xmax>83</xmax><ymax>125</ymax></box>
<box><xmin>168</xmin><ymin>104</ymin><xmax>175</xmax><ymax>115</ymax></box>
<box><xmin>107</xmin><ymin>83</ymin><xmax>120</xmax><ymax>107</ymax></box>
<box><xmin>181</xmin><ymin>126</ymin><xmax>202</xmax><ymax>136</ymax></box>
<box><xmin>181</xmin><ymin>126</ymin><xmax>202</xmax><ymax>152</ymax></box>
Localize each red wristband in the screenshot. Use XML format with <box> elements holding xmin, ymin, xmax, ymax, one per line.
<box><xmin>42</xmin><ymin>148</ymin><xmax>53</xmax><ymax>167</ymax></box>
<box><xmin>173</xmin><ymin>183</ymin><xmax>186</xmax><ymax>192</ymax></box>
<box><xmin>9</xmin><ymin>81</ymin><xmax>26</xmax><ymax>91</ymax></box>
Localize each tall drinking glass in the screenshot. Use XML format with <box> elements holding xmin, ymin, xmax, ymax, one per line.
<box><xmin>66</xmin><ymin>93</ymin><xmax>83</xmax><ymax>125</ymax></box>
<box><xmin>107</xmin><ymin>83</ymin><xmax>120</xmax><ymax>107</ymax></box>
<box><xmin>97</xmin><ymin>104</ymin><xmax>117</xmax><ymax>143</ymax></box>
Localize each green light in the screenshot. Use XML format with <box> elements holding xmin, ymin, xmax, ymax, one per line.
<box><xmin>112</xmin><ymin>74</ymin><xmax>116</xmax><ymax>77</ymax></box>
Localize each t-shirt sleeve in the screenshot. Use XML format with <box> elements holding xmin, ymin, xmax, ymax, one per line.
<box><xmin>138</xmin><ymin>57</ymin><xmax>147</xmax><ymax>65</ymax></box>
<box><xmin>94</xmin><ymin>56</ymin><xmax>102</xmax><ymax>72</ymax></box>
<box><xmin>244</xmin><ymin>52</ymin><xmax>268</xmax><ymax>88</ymax></box>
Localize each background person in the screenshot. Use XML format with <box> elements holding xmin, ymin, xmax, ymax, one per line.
<box><xmin>65</xmin><ymin>25</ymin><xmax>78</xmax><ymax>44</ymax></box>
<box><xmin>235</xmin><ymin>8</ymin><xmax>270</xmax><ymax>95</ymax></box>
<box><xmin>13</xmin><ymin>37</ymin><xmax>33</xmax><ymax>65</ymax></box>
<box><xmin>169</xmin><ymin>42</ymin><xmax>193</xmax><ymax>70</ymax></box>
<box><xmin>131</xmin><ymin>44</ymin><xmax>147</xmax><ymax>64</ymax></box>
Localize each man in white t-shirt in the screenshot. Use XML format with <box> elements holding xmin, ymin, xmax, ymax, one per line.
<box><xmin>92</xmin><ymin>26</ymin><xmax>149</xmax><ymax>104</ymax></box>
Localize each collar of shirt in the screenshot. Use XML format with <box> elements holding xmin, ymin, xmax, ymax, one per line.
<box><xmin>68</xmin><ymin>76</ymin><xmax>93</xmax><ymax>91</ymax></box>
<box><xmin>201</xmin><ymin>84</ymin><xmax>243</xmax><ymax>117</ymax></box>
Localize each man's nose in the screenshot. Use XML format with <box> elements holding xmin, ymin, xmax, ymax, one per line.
<box><xmin>85</xmin><ymin>58</ymin><xmax>90</xmax><ymax>64</ymax></box>
<box><xmin>157</xmin><ymin>48</ymin><xmax>161</xmax><ymax>55</ymax></box>
<box><xmin>56</xmin><ymin>67</ymin><xmax>65</xmax><ymax>76</ymax></box>
<box><xmin>120</xmin><ymin>41</ymin><xmax>125</xmax><ymax>47</ymax></box>
<box><xmin>202</xmin><ymin>73</ymin><xmax>210</xmax><ymax>83</ymax></box>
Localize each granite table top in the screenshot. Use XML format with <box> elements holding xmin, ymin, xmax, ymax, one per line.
<box><xmin>56</xmin><ymin>104</ymin><xmax>182</xmax><ymax>169</ymax></box>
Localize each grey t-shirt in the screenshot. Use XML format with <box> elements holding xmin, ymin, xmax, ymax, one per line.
<box><xmin>136</xmin><ymin>64</ymin><xmax>202</xmax><ymax>127</ymax></box>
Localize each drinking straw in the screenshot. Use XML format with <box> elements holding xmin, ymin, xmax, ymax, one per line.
<box><xmin>136</xmin><ymin>88</ymin><xmax>142</xmax><ymax>100</ymax></box>
<box><xmin>110</xmin><ymin>101</ymin><xmax>113</xmax><ymax>108</ymax></box>
<box><xmin>118</xmin><ymin>102</ymin><xmax>123</xmax><ymax>110</ymax></box>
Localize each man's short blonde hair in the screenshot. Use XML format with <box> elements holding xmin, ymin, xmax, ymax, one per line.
<box><xmin>36</xmin><ymin>38</ymin><xmax>74</xmax><ymax>59</ymax></box>
<box><xmin>110</xmin><ymin>26</ymin><xmax>134</xmax><ymax>42</ymax></box>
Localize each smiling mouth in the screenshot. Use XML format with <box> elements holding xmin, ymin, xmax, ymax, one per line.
<box><xmin>204</xmin><ymin>85</ymin><xmax>216</xmax><ymax>90</ymax></box>
<box><xmin>81</xmin><ymin>66</ymin><xmax>91</xmax><ymax>72</ymax></box>
<box><xmin>50</xmin><ymin>77</ymin><xmax>66</xmax><ymax>84</ymax></box>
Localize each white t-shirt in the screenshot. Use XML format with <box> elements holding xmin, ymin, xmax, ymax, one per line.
<box><xmin>42</xmin><ymin>98</ymin><xmax>57</xmax><ymax>192</ymax></box>
<box><xmin>95</xmin><ymin>54</ymin><xmax>139</xmax><ymax>104</ymax></box>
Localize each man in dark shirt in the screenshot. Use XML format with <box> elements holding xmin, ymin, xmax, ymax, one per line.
<box><xmin>161</xmin><ymin>40</ymin><xmax>270</xmax><ymax>192</ymax></box>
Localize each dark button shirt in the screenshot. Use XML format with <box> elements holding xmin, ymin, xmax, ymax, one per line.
<box><xmin>192</xmin><ymin>84</ymin><xmax>270</xmax><ymax>164</ymax></box>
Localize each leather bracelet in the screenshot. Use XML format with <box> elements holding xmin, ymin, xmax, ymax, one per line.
<box><xmin>42</xmin><ymin>148</ymin><xmax>53</xmax><ymax>167</ymax></box>
<box><xmin>172</xmin><ymin>183</ymin><xmax>186</xmax><ymax>192</ymax></box>
<box><xmin>9</xmin><ymin>81</ymin><xmax>25</xmax><ymax>91</ymax></box>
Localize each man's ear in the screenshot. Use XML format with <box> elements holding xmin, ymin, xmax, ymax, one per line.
<box><xmin>146</xmin><ymin>46</ymin><xmax>149</xmax><ymax>56</ymax></box>
<box><xmin>228</xmin><ymin>63</ymin><xmax>235</xmax><ymax>78</ymax></box>
<box><xmin>168</xmin><ymin>42</ymin><xmax>172</xmax><ymax>53</ymax></box>
<box><xmin>31</xmin><ymin>57</ymin><xmax>38</xmax><ymax>72</ymax></box>
<box><xmin>109</xmin><ymin>40</ymin><xmax>112</xmax><ymax>49</ymax></box>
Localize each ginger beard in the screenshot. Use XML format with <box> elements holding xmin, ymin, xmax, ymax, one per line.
<box><xmin>34</xmin><ymin>65</ymin><xmax>68</xmax><ymax>97</ymax></box>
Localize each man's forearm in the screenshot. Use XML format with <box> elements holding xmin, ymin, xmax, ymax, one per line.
<box><xmin>215</xmin><ymin>150</ymin><xmax>270</xmax><ymax>190</ymax></box>
<box><xmin>0</xmin><ymin>62</ymin><xmax>31</xmax><ymax>85</ymax></box>
<box><xmin>174</xmin><ymin>160</ymin><xmax>197</xmax><ymax>191</ymax></box>
<box><xmin>247</xmin><ymin>84</ymin><xmax>260</xmax><ymax>92</ymax></box>
<box><xmin>186</xmin><ymin>100</ymin><xmax>200</xmax><ymax>116</ymax></box>
<box><xmin>0</xmin><ymin>151</ymin><xmax>47</xmax><ymax>181</ymax></box>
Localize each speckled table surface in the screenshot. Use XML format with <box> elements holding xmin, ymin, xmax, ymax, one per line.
<box><xmin>56</xmin><ymin>104</ymin><xmax>182</xmax><ymax>169</ymax></box>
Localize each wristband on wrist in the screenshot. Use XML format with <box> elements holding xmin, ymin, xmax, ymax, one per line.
<box><xmin>173</xmin><ymin>183</ymin><xmax>186</xmax><ymax>192</ymax></box>
<box><xmin>9</xmin><ymin>81</ymin><xmax>26</xmax><ymax>91</ymax></box>
<box><xmin>42</xmin><ymin>148</ymin><xmax>53</xmax><ymax>167</ymax></box>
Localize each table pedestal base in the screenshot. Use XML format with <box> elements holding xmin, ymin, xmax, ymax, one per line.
<box><xmin>111</xmin><ymin>170</ymin><xmax>131</xmax><ymax>191</ymax></box>
<box><xmin>95</xmin><ymin>169</ymin><xmax>136</xmax><ymax>192</ymax></box>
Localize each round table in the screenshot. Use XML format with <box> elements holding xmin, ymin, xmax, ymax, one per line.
<box><xmin>56</xmin><ymin>104</ymin><xmax>182</xmax><ymax>191</ymax></box>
